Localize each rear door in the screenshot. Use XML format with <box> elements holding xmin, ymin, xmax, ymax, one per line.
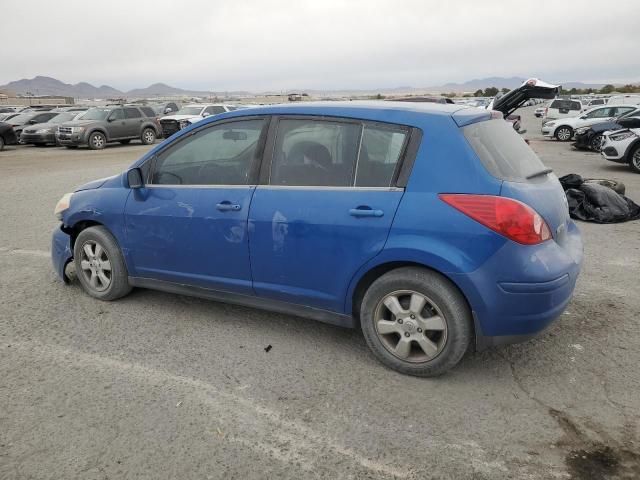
<box><xmin>123</xmin><ymin>107</ymin><xmax>144</xmax><ymax>137</ymax></box>
<box><xmin>248</xmin><ymin>116</ymin><xmax>411</xmax><ymax>313</ymax></box>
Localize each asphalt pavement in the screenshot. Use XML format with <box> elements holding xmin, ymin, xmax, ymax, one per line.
<box><xmin>1</xmin><ymin>107</ymin><xmax>639</xmax><ymax>479</ymax></box>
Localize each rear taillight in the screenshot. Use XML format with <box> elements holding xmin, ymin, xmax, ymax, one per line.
<box><xmin>439</xmin><ymin>194</ymin><xmax>551</xmax><ymax>245</ymax></box>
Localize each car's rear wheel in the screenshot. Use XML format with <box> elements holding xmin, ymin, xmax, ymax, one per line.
<box><xmin>119</xmin><ymin>139</ymin><xmax>131</xmax><ymax>145</ymax></box>
<box><xmin>360</xmin><ymin>267</ymin><xmax>472</xmax><ymax>377</ymax></box>
<box><xmin>73</xmin><ymin>226</ymin><xmax>132</xmax><ymax>301</ymax></box>
<box><xmin>88</xmin><ymin>131</ymin><xmax>106</xmax><ymax>150</ymax></box>
<box><xmin>141</xmin><ymin>128</ymin><xmax>156</xmax><ymax>145</ymax></box>
<box><xmin>590</xmin><ymin>134</ymin><xmax>604</xmax><ymax>152</ymax></box>
<box><xmin>555</xmin><ymin>126</ymin><xmax>573</xmax><ymax>142</ymax></box>
<box><xmin>629</xmin><ymin>145</ymin><xmax>640</xmax><ymax>174</ymax></box>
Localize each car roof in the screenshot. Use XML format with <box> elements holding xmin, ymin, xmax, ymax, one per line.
<box><xmin>214</xmin><ymin>100</ymin><xmax>488</xmax><ymax>127</ymax></box>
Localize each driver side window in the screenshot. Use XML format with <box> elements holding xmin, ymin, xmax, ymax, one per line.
<box><xmin>109</xmin><ymin>109</ymin><xmax>125</xmax><ymax>120</ymax></box>
<box><xmin>151</xmin><ymin>119</ymin><xmax>266</xmax><ymax>186</ymax></box>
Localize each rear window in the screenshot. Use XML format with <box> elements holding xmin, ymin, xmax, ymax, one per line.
<box><xmin>462</xmin><ymin>119</ymin><xmax>546</xmax><ymax>182</ymax></box>
<box><xmin>550</xmin><ymin>100</ymin><xmax>581</xmax><ymax>111</ymax></box>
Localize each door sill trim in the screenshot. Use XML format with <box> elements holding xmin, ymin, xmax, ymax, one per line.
<box><xmin>128</xmin><ymin>276</ymin><xmax>355</xmax><ymax>328</ymax></box>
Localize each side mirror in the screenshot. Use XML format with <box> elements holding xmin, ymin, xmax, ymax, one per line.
<box><xmin>127</xmin><ymin>168</ymin><xmax>144</xmax><ymax>189</ymax></box>
<box><xmin>107</xmin><ymin>117</ymin><xmax>115</xmax><ymax>122</ymax></box>
<box><xmin>164</xmin><ymin>107</ymin><xmax>172</xmax><ymax>114</ymax></box>
<box><xmin>202</xmin><ymin>112</ymin><xmax>210</xmax><ymax>118</ymax></box>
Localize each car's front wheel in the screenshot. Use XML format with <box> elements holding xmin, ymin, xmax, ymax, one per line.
<box><xmin>590</xmin><ymin>133</ymin><xmax>604</xmax><ymax>152</ymax></box>
<box><xmin>141</xmin><ymin>128</ymin><xmax>156</xmax><ymax>145</ymax></box>
<box><xmin>88</xmin><ymin>131</ymin><xmax>106</xmax><ymax>150</ymax></box>
<box><xmin>555</xmin><ymin>126</ymin><xmax>573</xmax><ymax>142</ymax></box>
<box><xmin>360</xmin><ymin>267</ymin><xmax>472</xmax><ymax>377</ymax></box>
<box><xmin>0</xmin><ymin>136</ymin><xmax>4</xmax><ymax>151</ymax></box>
<box><xmin>629</xmin><ymin>145</ymin><xmax>640</xmax><ymax>174</ymax></box>
<box><xmin>73</xmin><ymin>226</ymin><xmax>132</xmax><ymax>301</ymax></box>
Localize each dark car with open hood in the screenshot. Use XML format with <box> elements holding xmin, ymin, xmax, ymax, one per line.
<box><xmin>573</xmin><ymin>107</ymin><xmax>640</xmax><ymax>151</ymax></box>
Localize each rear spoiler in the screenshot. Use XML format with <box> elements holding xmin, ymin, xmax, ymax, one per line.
<box><xmin>489</xmin><ymin>79</ymin><xmax>560</xmax><ymax>117</ymax></box>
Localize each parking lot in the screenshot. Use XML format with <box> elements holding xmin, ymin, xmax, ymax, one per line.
<box><xmin>1</xmin><ymin>106</ymin><xmax>639</xmax><ymax>479</ymax></box>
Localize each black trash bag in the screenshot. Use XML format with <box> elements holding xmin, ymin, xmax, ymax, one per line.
<box><xmin>559</xmin><ymin>174</ymin><xmax>640</xmax><ymax>223</ymax></box>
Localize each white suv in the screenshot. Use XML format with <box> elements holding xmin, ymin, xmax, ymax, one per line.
<box><xmin>601</xmin><ymin>128</ymin><xmax>640</xmax><ymax>173</ymax></box>
<box><xmin>542</xmin><ymin>105</ymin><xmax>637</xmax><ymax>141</ymax></box>
<box><xmin>160</xmin><ymin>104</ymin><xmax>237</xmax><ymax>137</ymax></box>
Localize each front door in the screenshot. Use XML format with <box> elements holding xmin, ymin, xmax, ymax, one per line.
<box><xmin>124</xmin><ymin>117</ymin><xmax>268</xmax><ymax>294</ymax></box>
<box><xmin>123</xmin><ymin>107</ymin><xmax>144</xmax><ymax>138</ymax></box>
<box><xmin>248</xmin><ymin>117</ymin><xmax>408</xmax><ymax>312</ymax></box>
<box><xmin>107</xmin><ymin>108</ymin><xmax>127</xmax><ymax>139</ymax></box>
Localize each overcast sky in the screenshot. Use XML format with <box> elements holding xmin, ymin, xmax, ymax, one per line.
<box><xmin>3</xmin><ymin>0</ymin><xmax>640</xmax><ymax>91</ymax></box>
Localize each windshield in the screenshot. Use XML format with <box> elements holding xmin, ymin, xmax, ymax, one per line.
<box><xmin>81</xmin><ymin>108</ymin><xmax>111</xmax><ymax>121</ymax></box>
<box><xmin>48</xmin><ymin>112</ymin><xmax>77</xmax><ymax>124</ymax></box>
<box><xmin>7</xmin><ymin>113</ymin><xmax>36</xmax><ymax>124</ymax></box>
<box><xmin>174</xmin><ymin>107</ymin><xmax>203</xmax><ymax>116</ymax></box>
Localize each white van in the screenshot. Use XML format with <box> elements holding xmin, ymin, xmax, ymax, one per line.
<box><xmin>543</xmin><ymin>98</ymin><xmax>583</xmax><ymax>122</ymax></box>
<box><xmin>607</xmin><ymin>95</ymin><xmax>640</xmax><ymax>105</ymax></box>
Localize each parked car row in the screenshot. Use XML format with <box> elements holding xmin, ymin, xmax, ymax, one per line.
<box><xmin>536</xmin><ymin>96</ymin><xmax>640</xmax><ymax>173</ymax></box>
<box><xmin>0</xmin><ymin>102</ymin><xmax>243</xmax><ymax>151</ymax></box>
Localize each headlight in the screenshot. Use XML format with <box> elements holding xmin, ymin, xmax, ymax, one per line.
<box><xmin>35</xmin><ymin>128</ymin><xmax>53</xmax><ymax>134</ymax></box>
<box><xmin>610</xmin><ymin>131</ymin><xmax>636</xmax><ymax>141</ymax></box>
<box><xmin>54</xmin><ymin>192</ymin><xmax>73</xmax><ymax>220</ymax></box>
<box><xmin>544</xmin><ymin>121</ymin><xmax>555</xmax><ymax>127</ymax></box>
<box><xmin>72</xmin><ymin>126</ymin><xmax>85</xmax><ymax>133</ymax></box>
<box><xmin>179</xmin><ymin>120</ymin><xmax>191</xmax><ymax>129</ymax></box>
<box><xmin>575</xmin><ymin>127</ymin><xmax>589</xmax><ymax>135</ymax></box>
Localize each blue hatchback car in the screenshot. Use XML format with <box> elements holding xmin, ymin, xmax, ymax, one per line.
<box><xmin>52</xmin><ymin>102</ymin><xmax>583</xmax><ymax>376</ymax></box>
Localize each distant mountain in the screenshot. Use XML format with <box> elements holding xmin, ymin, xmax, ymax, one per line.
<box><xmin>436</xmin><ymin>77</ymin><xmax>606</xmax><ymax>92</ymax></box>
<box><xmin>0</xmin><ymin>75</ymin><xmax>623</xmax><ymax>99</ymax></box>
<box><xmin>0</xmin><ymin>76</ymin><xmax>123</xmax><ymax>98</ymax></box>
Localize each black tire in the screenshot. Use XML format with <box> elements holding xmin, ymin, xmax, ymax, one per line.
<box><xmin>141</xmin><ymin>128</ymin><xmax>156</xmax><ymax>145</ymax></box>
<box><xmin>360</xmin><ymin>267</ymin><xmax>472</xmax><ymax>377</ymax></box>
<box><xmin>583</xmin><ymin>178</ymin><xmax>626</xmax><ymax>195</ymax></box>
<box><xmin>88</xmin><ymin>131</ymin><xmax>107</xmax><ymax>150</ymax></box>
<box><xmin>0</xmin><ymin>136</ymin><xmax>4</xmax><ymax>151</ymax></box>
<box><xmin>119</xmin><ymin>139</ymin><xmax>131</xmax><ymax>145</ymax></box>
<box><xmin>555</xmin><ymin>126</ymin><xmax>573</xmax><ymax>142</ymax></box>
<box><xmin>629</xmin><ymin>145</ymin><xmax>640</xmax><ymax>174</ymax></box>
<box><xmin>73</xmin><ymin>226</ymin><xmax>132</xmax><ymax>301</ymax></box>
<box><xmin>589</xmin><ymin>133</ymin><xmax>604</xmax><ymax>152</ymax></box>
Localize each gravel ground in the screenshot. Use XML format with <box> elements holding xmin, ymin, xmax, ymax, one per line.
<box><xmin>0</xmin><ymin>107</ymin><xmax>638</xmax><ymax>479</ymax></box>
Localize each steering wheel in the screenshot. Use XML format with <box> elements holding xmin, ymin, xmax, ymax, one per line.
<box><xmin>156</xmin><ymin>171</ymin><xmax>182</xmax><ymax>184</ymax></box>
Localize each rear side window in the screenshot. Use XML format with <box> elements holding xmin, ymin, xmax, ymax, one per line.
<box><xmin>124</xmin><ymin>107</ymin><xmax>142</xmax><ymax>119</ymax></box>
<box><xmin>462</xmin><ymin>119</ymin><xmax>546</xmax><ymax>182</ymax></box>
<box><xmin>140</xmin><ymin>106</ymin><xmax>155</xmax><ymax>117</ymax></box>
<box><xmin>550</xmin><ymin>100</ymin><xmax>581</xmax><ymax>111</ymax></box>
<box><xmin>204</xmin><ymin>106</ymin><xmax>226</xmax><ymax>116</ymax></box>
<box><xmin>355</xmin><ymin>125</ymin><xmax>407</xmax><ymax>187</ymax></box>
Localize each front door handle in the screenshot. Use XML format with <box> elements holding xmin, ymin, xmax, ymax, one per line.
<box><xmin>216</xmin><ymin>201</ymin><xmax>241</xmax><ymax>212</ymax></box>
<box><xmin>349</xmin><ymin>207</ymin><xmax>384</xmax><ymax>218</ymax></box>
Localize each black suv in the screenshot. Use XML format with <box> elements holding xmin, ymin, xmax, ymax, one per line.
<box><xmin>56</xmin><ymin>106</ymin><xmax>161</xmax><ymax>150</ymax></box>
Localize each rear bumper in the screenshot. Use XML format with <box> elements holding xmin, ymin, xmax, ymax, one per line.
<box><xmin>449</xmin><ymin>221</ymin><xmax>583</xmax><ymax>349</ymax></box>
<box><xmin>51</xmin><ymin>226</ymin><xmax>73</xmax><ymax>282</ymax></box>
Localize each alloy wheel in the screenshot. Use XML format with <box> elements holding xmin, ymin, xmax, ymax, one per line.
<box><xmin>144</xmin><ymin>130</ymin><xmax>155</xmax><ymax>143</ymax></box>
<box><xmin>374</xmin><ymin>290</ymin><xmax>447</xmax><ymax>363</ymax></box>
<box><xmin>556</xmin><ymin>128</ymin><xmax>571</xmax><ymax>141</ymax></box>
<box><xmin>91</xmin><ymin>134</ymin><xmax>105</xmax><ymax>149</ymax></box>
<box><xmin>79</xmin><ymin>240</ymin><xmax>112</xmax><ymax>292</ymax></box>
<box><xmin>590</xmin><ymin>134</ymin><xmax>603</xmax><ymax>152</ymax></box>
<box><xmin>632</xmin><ymin>149</ymin><xmax>640</xmax><ymax>170</ymax></box>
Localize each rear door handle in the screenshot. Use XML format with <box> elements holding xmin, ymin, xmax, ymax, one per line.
<box><xmin>216</xmin><ymin>201</ymin><xmax>241</xmax><ymax>212</ymax></box>
<box><xmin>349</xmin><ymin>207</ymin><xmax>384</xmax><ymax>218</ymax></box>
